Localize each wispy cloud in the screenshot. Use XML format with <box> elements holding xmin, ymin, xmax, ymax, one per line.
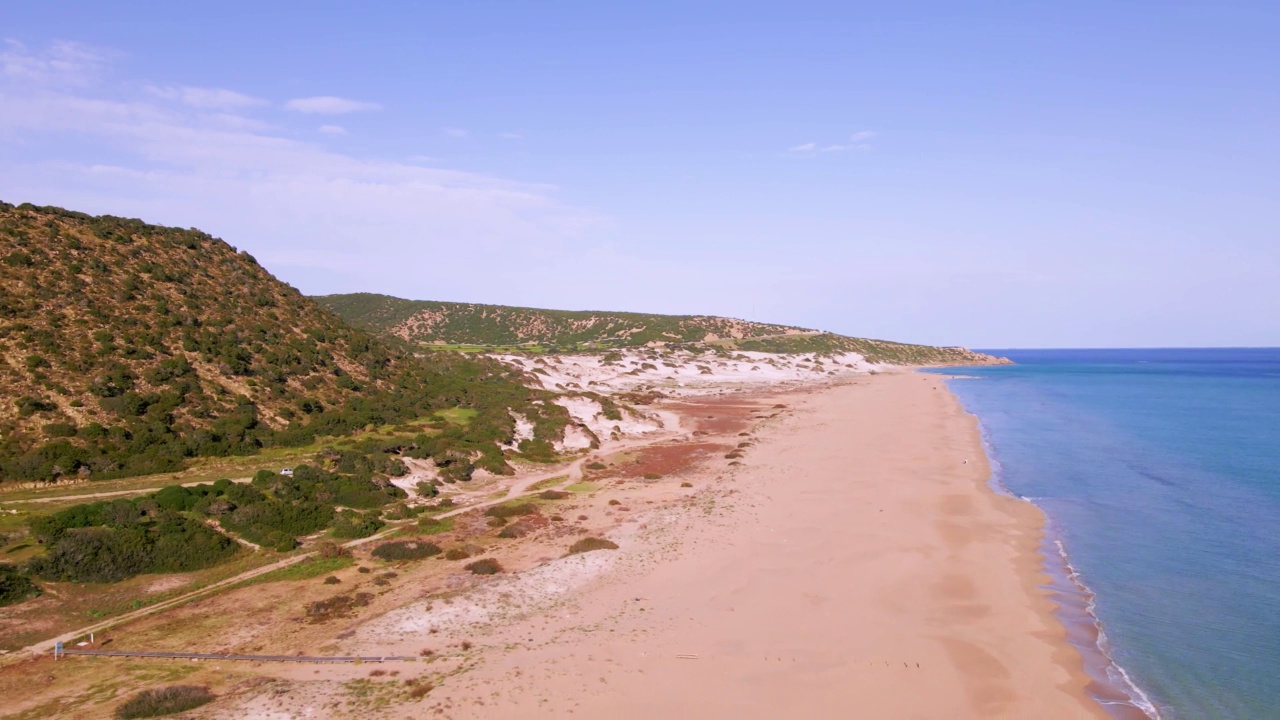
<box><xmin>500</xmin><ymin>131</ymin><xmax>523</xmax><ymax>140</ymax></box>
<box><xmin>0</xmin><ymin>40</ymin><xmax>605</xmax><ymax>298</ymax></box>
<box><xmin>317</xmin><ymin>124</ymin><xmax>347</xmax><ymax>136</ymax></box>
<box><xmin>443</xmin><ymin>126</ymin><xmax>469</xmax><ymax>138</ymax></box>
<box><xmin>1</xmin><ymin>39</ymin><xmax>111</xmax><ymax>86</ymax></box>
<box><xmin>146</xmin><ymin>85</ymin><xmax>266</xmax><ymax>111</ymax></box>
<box><xmin>787</xmin><ymin>131</ymin><xmax>876</xmax><ymax>155</ymax></box>
<box><xmin>285</xmin><ymin>96</ymin><xmax>381</xmax><ymax>114</ymax></box>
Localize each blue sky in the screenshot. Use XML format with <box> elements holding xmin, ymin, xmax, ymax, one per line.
<box><xmin>1</xmin><ymin>2</ymin><xmax>1277</xmax><ymax>348</ymax></box>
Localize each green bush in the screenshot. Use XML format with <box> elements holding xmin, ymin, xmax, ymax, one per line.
<box><xmin>115</xmin><ymin>685</ymin><xmax>214</xmax><ymax>718</ymax></box>
<box><xmin>371</xmin><ymin>540</ymin><xmax>441</xmax><ymax>561</ymax></box>
<box><xmin>221</xmin><ymin>500</ymin><xmax>333</xmax><ymax>547</ymax></box>
<box><xmin>416</xmin><ymin>516</ymin><xmax>454</xmax><ymax>535</ymax></box>
<box><xmin>568</xmin><ymin>537</ymin><xmax>619</xmax><ymax>554</ymax></box>
<box><xmin>0</xmin><ymin>564</ymin><xmax>41</xmax><ymax>606</ymax></box>
<box><xmin>484</xmin><ymin>503</ymin><xmax>537</xmax><ymax>519</ymax></box>
<box><xmin>517</xmin><ymin>438</ymin><xmax>557</xmax><ymax>462</ymax></box>
<box><xmin>329</xmin><ymin>510</ymin><xmax>385</xmax><ymax>539</ymax></box>
<box><xmin>464</xmin><ymin>558</ymin><xmax>502</xmax><ymax>575</ymax></box>
<box><xmin>28</xmin><ymin>507</ymin><xmax>238</xmax><ymax>583</ymax></box>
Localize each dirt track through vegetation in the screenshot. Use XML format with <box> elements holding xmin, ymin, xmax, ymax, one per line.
<box><xmin>12</xmin><ymin>421</ymin><xmax>685</xmax><ymax>660</ymax></box>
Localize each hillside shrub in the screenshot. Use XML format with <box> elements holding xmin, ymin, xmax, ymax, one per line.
<box><xmin>115</xmin><ymin>685</ymin><xmax>214</xmax><ymax>718</ymax></box>
<box><xmin>484</xmin><ymin>503</ymin><xmax>536</xmax><ymax>519</ymax></box>
<box><xmin>371</xmin><ymin>540</ymin><xmax>441</xmax><ymax>561</ymax></box>
<box><xmin>568</xmin><ymin>537</ymin><xmax>619</xmax><ymax>554</ymax></box>
<box><xmin>221</xmin><ymin>500</ymin><xmax>332</xmax><ymax>547</ymax></box>
<box><xmin>28</xmin><ymin>505</ymin><xmax>238</xmax><ymax>583</ymax></box>
<box><xmin>464</xmin><ymin>558</ymin><xmax>502</xmax><ymax>575</ymax></box>
<box><xmin>0</xmin><ymin>564</ymin><xmax>40</xmax><ymax>606</ymax></box>
<box><xmin>329</xmin><ymin>510</ymin><xmax>385</xmax><ymax>539</ymax></box>
<box><xmin>416</xmin><ymin>516</ymin><xmax>454</xmax><ymax>535</ymax></box>
<box><xmin>517</xmin><ymin>439</ymin><xmax>557</xmax><ymax>463</ymax></box>
<box><xmin>0</xmin><ymin>205</ymin><xmax>578</xmax><ymax>488</ymax></box>
<box><xmin>315</xmin><ymin>541</ymin><xmax>351</xmax><ymax>559</ymax></box>
<box><xmin>497</xmin><ymin>522</ymin><xmax>532</xmax><ymax>539</ymax></box>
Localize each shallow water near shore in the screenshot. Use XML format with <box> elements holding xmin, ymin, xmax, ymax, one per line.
<box><xmin>934</xmin><ymin>349</ymin><xmax>1280</xmax><ymax>720</ymax></box>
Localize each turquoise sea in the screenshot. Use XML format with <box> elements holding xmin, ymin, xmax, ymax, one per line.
<box><xmin>934</xmin><ymin>349</ymin><xmax>1280</xmax><ymax>720</ymax></box>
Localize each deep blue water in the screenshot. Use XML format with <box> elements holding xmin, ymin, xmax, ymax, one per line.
<box><xmin>932</xmin><ymin>349</ymin><xmax>1280</xmax><ymax>720</ymax></box>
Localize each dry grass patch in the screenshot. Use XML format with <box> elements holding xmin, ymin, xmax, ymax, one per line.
<box><xmin>305</xmin><ymin>591</ymin><xmax>373</xmax><ymax>623</ymax></box>
<box><xmin>496</xmin><ymin>522</ymin><xmax>533</xmax><ymax>539</ymax></box>
<box><xmin>405</xmin><ymin>677</ymin><xmax>434</xmax><ymax>699</ymax></box>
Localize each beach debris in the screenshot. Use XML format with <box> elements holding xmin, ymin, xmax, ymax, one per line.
<box><xmin>675</xmin><ymin>653</ymin><xmax>700</xmax><ymax>660</ymax></box>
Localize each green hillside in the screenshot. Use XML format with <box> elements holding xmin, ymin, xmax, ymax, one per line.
<box><xmin>314</xmin><ymin>293</ymin><xmax>813</xmax><ymax>347</ymax></box>
<box><xmin>0</xmin><ymin>203</ymin><xmax>565</xmax><ymax>485</ymax></box>
<box><xmin>315</xmin><ymin>293</ymin><xmax>1008</xmax><ymax>365</ymax></box>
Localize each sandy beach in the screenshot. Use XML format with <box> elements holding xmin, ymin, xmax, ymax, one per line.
<box><xmin>410</xmin><ymin>371</ymin><xmax>1106</xmax><ymax>719</ymax></box>
<box><xmin>1</xmin><ymin>371</ymin><xmax>1108</xmax><ymax>719</ymax></box>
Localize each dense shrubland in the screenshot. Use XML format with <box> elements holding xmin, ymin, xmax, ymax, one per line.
<box><xmin>22</xmin><ymin>450</ymin><xmax>418</xmax><ymax>581</ymax></box>
<box><xmin>316</xmin><ymin>292</ymin><xmax>812</xmax><ymax>348</ymax></box>
<box><xmin>0</xmin><ymin>202</ymin><xmax>571</xmax><ymax>485</ymax></box>
<box><xmin>316</xmin><ymin>292</ymin><xmax>1009</xmax><ymax>366</ymax></box>
<box><xmin>0</xmin><ymin>564</ymin><xmax>41</xmax><ymax>606</ymax></box>
<box><xmin>28</xmin><ymin>498</ymin><xmax>239</xmax><ymax>582</ymax></box>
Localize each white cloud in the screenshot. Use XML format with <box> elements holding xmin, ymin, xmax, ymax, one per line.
<box><xmin>1</xmin><ymin>39</ymin><xmax>110</xmax><ymax>86</ymax></box>
<box><xmin>146</xmin><ymin>85</ymin><xmax>266</xmax><ymax>110</ymax></box>
<box><xmin>0</xmin><ymin>41</ymin><xmax>605</xmax><ymax>300</ymax></box>
<box><xmin>318</xmin><ymin>124</ymin><xmax>347</xmax><ymax>135</ymax></box>
<box><xmin>500</xmin><ymin>131</ymin><xmax>523</xmax><ymax>140</ymax></box>
<box><xmin>443</xmin><ymin>126</ymin><xmax>469</xmax><ymax>138</ymax></box>
<box><xmin>788</xmin><ymin>131</ymin><xmax>875</xmax><ymax>155</ymax></box>
<box><xmin>285</xmin><ymin>96</ymin><xmax>381</xmax><ymax>114</ymax></box>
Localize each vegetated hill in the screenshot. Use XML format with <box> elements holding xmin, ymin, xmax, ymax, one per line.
<box><xmin>0</xmin><ymin>203</ymin><xmax>565</xmax><ymax>484</ymax></box>
<box><xmin>315</xmin><ymin>293</ymin><xmax>1008</xmax><ymax>366</ymax></box>
<box><xmin>314</xmin><ymin>293</ymin><xmax>813</xmax><ymax>347</ymax></box>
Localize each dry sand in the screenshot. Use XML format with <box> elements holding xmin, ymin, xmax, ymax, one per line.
<box><xmin>2</xmin><ymin>371</ymin><xmax>1106</xmax><ymax>719</ymax></box>
<box><xmin>421</xmin><ymin>372</ymin><xmax>1106</xmax><ymax>718</ymax></box>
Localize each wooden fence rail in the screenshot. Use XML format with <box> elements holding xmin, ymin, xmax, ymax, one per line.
<box><xmin>55</xmin><ymin>648</ymin><xmax>416</xmax><ymax>664</ymax></box>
